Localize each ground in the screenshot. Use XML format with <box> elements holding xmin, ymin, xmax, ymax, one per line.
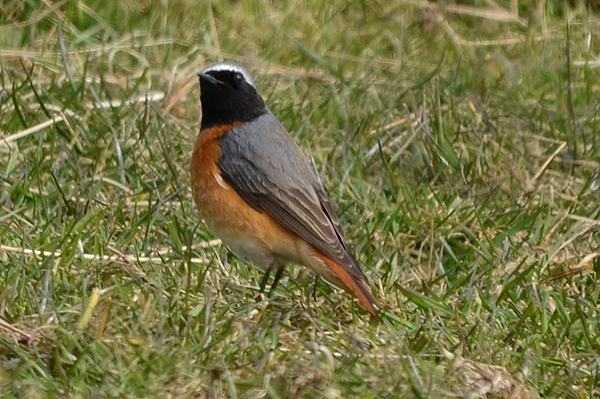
<box><xmin>0</xmin><ymin>1</ymin><xmax>599</xmax><ymax>398</ymax></box>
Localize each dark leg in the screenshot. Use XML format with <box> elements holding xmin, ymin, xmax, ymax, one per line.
<box><xmin>268</xmin><ymin>266</ymin><xmax>285</xmax><ymax>298</ymax></box>
<box><xmin>258</xmin><ymin>266</ymin><xmax>273</xmax><ymax>295</ymax></box>
<box><xmin>257</xmin><ymin>264</ymin><xmax>272</xmax><ymax>303</ymax></box>
<box><xmin>312</xmin><ymin>275</ymin><xmax>320</xmax><ymax>301</ymax></box>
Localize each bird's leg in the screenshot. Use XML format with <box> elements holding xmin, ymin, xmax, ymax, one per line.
<box><xmin>268</xmin><ymin>266</ymin><xmax>285</xmax><ymax>298</ymax></box>
<box><xmin>312</xmin><ymin>275</ymin><xmax>320</xmax><ymax>301</ymax></box>
<box><xmin>258</xmin><ymin>267</ymin><xmax>272</xmax><ymax>295</ymax></box>
<box><xmin>256</xmin><ymin>266</ymin><xmax>273</xmax><ymax>303</ymax></box>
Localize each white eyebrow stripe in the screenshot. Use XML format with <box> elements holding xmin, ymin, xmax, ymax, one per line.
<box><xmin>201</xmin><ymin>62</ymin><xmax>256</xmax><ymax>87</ymax></box>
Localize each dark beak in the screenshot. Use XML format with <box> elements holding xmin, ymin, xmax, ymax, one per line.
<box><xmin>198</xmin><ymin>72</ymin><xmax>219</xmax><ymax>84</ymax></box>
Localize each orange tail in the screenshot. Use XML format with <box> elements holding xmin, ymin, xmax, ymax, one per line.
<box><xmin>316</xmin><ymin>253</ymin><xmax>378</xmax><ymax>316</ymax></box>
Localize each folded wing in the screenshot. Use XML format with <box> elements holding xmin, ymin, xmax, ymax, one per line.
<box><xmin>217</xmin><ymin>112</ymin><xmax>368</xmax><ymax>284</ymax></box>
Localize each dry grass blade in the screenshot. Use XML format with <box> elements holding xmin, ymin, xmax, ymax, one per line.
<box><xmin>1</xmin><ymin>116</ymin><xmax>65</xmax><ymax>145</ymax></box>
<box><xmin>0</xmin><ymin>245</ymin><xmax>211</xmax><ymax>264</ymax></box>
<box><xmin>0</xmin><ymin>318</ymin><xmax>32</xmax><ymax>343</ymax></box>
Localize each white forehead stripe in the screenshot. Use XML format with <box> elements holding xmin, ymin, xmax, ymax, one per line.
<box><xmin>201</xmin><ymin>61</ymin><xmax>256</xmax><ymax>87</ymax></box>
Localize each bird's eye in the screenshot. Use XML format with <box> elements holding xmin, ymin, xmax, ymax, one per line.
<box><xmin>233</xmin><ymin>72</ymin><xmax>244</xmax><ymax>83</ymax></box>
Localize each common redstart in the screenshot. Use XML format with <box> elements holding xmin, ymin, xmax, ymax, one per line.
<box><xmin>191</xmin><ymin>61</ymin><xmax>377</xmax><ymax>316</ymax></box>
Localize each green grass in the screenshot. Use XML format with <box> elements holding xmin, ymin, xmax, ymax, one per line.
<box><xmin>1</xmin><ymin>0</ymin><xmax>600</xmax><ymax>397</ymax></box>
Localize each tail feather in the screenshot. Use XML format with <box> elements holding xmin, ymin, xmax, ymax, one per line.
<box><xmin>316</xmin><ymin>253</ymin><xmax>378</xmax><ymax>316</ymax></box>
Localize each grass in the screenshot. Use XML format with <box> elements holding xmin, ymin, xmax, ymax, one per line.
<box><xmin>1</xmin><ymin>0</ymin><xmax>599</xmax><ymax>397</ymax></box>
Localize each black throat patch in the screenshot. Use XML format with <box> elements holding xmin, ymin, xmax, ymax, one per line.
<box><xmin>199</xmin><ymin>70</ymin><xmax>268</xmax><ymax>130</ymax></box>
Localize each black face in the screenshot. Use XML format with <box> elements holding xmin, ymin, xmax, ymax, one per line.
<box><xmin>199</xmin><ymin>69</ymin><xmax>268</xmax><ymax>130</ymax></box>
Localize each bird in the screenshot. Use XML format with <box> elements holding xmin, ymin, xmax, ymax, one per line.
<box><xmin>191</xmin><ymin>61</ymin><xmax>377</xmax><ymax>316</ymax></box>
